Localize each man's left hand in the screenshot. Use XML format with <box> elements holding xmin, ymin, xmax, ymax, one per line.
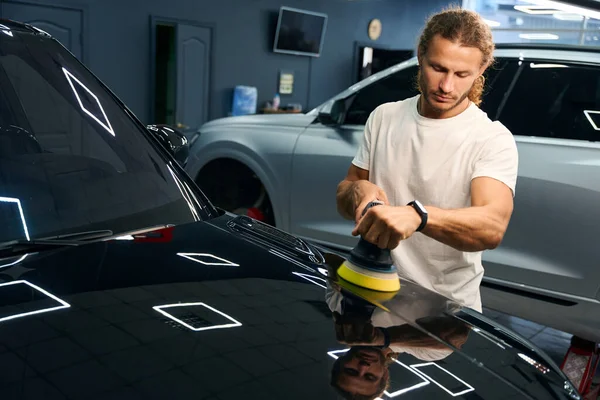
<box><xmin>351</xmin><ymin>205</ymin><xmax>421</xmax><ymax>249</ymax></box>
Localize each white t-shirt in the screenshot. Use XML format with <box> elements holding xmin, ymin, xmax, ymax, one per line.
<box><xmin>351</xmin><ymin>95</ymin><xmax>519</xmax><ymax>312</ymax></box>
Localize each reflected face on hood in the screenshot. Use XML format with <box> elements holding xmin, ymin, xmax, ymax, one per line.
<box><xmin>331</xmin><ymin>346</ymin><xmax>390</xmax><ymax>399</ymax></box>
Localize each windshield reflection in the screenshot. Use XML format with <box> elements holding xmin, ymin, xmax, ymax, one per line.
<box><xmin>0</xmin><ymin>27</ymin><xmax>207</xmax><ymax>244</ymax></box>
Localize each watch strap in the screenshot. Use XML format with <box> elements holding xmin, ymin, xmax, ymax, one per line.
<box><xmin>377</xmin><ymin>327</ymin><xmax>390</xmax><ymax>348</ymax></box>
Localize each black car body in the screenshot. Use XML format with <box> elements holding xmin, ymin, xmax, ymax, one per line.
<box><xmin>0</xmin><ymin>19</ymin><xmax>581</xmax><ymax>400</ymax></box>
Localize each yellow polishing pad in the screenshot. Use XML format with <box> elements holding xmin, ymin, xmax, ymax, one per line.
<box><xmin>335</xmin><ymin>277</ymin><xmax>398</xmax><ymax>311</ymax></box>
<box><xmin>337</xmin><ymin>260</ymin><xmax>400</xmax><ymax>293</ymax></box>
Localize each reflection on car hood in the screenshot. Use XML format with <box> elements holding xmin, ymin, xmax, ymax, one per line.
<box><xmin>0</xmin><ymin>213</ymin><xmax>580</xmax><ymax>399</ymax></box>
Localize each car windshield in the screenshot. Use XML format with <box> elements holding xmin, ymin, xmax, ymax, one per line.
<box><xmin>0</xmin><ymin>28</ymin><xmax>208</xmax><ymax>243</ymax></box>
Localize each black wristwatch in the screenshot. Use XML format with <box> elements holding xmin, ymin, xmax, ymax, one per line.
<box><xmin>407</xmin><ymin>200</ymin><xmax>428</xmax><ymax>232</ymax></box>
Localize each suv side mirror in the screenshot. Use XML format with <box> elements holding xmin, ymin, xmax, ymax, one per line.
<box><xmin>147</xmin><ymin>124</ymin><xmax>190</xmax><ymax>167</ymax></box>
<box><xmin>317</xmin><ymin>99</ymin><xmax>346</xmax><ymax>126</ymax></box>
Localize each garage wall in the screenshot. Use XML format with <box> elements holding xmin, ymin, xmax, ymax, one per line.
<box><xmin>1</xmin><ymin>0</ymin><xmax>451</xmax><ymax>123</ymax></box>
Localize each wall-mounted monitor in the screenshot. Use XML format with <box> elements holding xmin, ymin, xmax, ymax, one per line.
<box><xmin>273</xmin><ymin>6</ymin><xmax>328</xmax><ymax>57</ymax></box>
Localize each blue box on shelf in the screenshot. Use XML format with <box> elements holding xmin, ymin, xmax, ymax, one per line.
<box><xmin>231</xmin><ymin>86</ymin><xmax>258</xmax><ymax>116</ymax></box>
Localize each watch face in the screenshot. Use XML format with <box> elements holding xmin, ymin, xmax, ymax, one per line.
<box><xmin>413</xmin><ymin>200</ymin><xmax>427</xmax><ymax>214</ymax></box>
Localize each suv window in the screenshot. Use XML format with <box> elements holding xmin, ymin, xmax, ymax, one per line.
<box><xmin>479</xmin><ymin>59</ymin><xmax>519</xmax><ymax>120</ymax></box>
<box><xmin>498</xmin><ymin>60</ymin><xmax>600</xmax><ymax>142</ymax></box>
<box><xmin>342</xmin><ymin>59</ymin><xmax>519</xmax><ymax>126</ymax></box>
<box><xmin>344</xmin><ymin>65</ymin><xmax>420</xmax><ymax>125</ymax></box>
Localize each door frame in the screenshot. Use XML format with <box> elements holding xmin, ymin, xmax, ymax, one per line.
<box><xmin>1</xmin><ymin>0</ymin><xmax>89</xmax><ymax>64</ymax></box>
<box><xmin>149</xmin><ymin>16</ymin><xmax>215</xmax><ymax>126</ymax></box>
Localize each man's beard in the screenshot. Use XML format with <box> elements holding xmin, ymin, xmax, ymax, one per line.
<box><xmin>417</xmin><ymin>69</ymin><xmax>472</xmax><ymax>115</ymax></box>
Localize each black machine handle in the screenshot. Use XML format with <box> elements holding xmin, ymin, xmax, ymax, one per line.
<box><xmin>361</xmin><ymin>200</ymin><xmax>384</xmax><ymax>218</ymax></box>
<box><xmin>350</xmin><ymin>201</ymin><xmax>393</xmax><ymax>270</ymax></box>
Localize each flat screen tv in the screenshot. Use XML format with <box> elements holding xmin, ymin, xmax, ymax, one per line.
<box><xmin>273</xmin><ymin>6</ymin><xmax>328</xmax><ymax>57</ymax></box>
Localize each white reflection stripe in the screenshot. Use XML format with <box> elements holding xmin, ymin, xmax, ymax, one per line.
<box><xmin>0</xmin><ymin>196</ymin><xmax>30</xmax><ymax>240</ymax></box>
<box><xmin>0</xmin><ymin>280</ymin><xmax>70</xmax><ymax>323</ymax></box>
<box><xmin>292</xmin><ymin>272</ymin><xmax>326</xmax><ymax>289</ymax></box>
<box><xmin>514</xmin><ymin>5</ymin><xmax>557</xmax><ymax>14</ymax></box>
<box><xmin>327</xmin><ymin>349</ymin><xmax>349</xmax><ymax>358</ymax></box>
<box><xmin>177</xmin><ymin>252</ymin><xmax>239</xmax><ymax>266</ymax></box>
<box><xmin>114</xmin><ymin>235</ymin><xmax>134</xmax><ymax>240</ymax></box>
<box><xmin>167</xmin><ymin>164</ymin><xmax>200</xmax><ymax>221</ymax></box>
<box><xmin>518</xmin><ymin>33</ymin><xmax>559</xmax><ymax>40</ymax></box>
<box><xmin>62</xmin><ymin>67</ymin><xmax>115</xmax><ymax>136</ymax></box>
<box><xmin>530</xmin><ymin>63</ymin><xmax>568</xmax><ymax>68</ymax></box>
<box><xmin>410</xmin><ymin>362</ymin><xmax>475</xmax><ymax>397</ymax></box>
<box><xmin>0</xmin><ymin>24</ymin><xmax>12</xmax><ymax>36</ymax></box>
<box><xmin>0</xmin><ymin>254</ymin><xmax>28</xmax><ymax>270</ymax></box>
<box><xmin>584</xmin><ymin>110</ymin><xmax>600</xmax><ymax>131</ymax></box>
<box><xmin>153</xmin><ymin>302</ymin><xmax>242</xmax><ymax>332</ymax></box>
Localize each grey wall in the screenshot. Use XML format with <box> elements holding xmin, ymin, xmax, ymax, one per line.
<box><xmin>1</xmin><ymin>0</ymin><xmax>451</xmax><ymax>123</ymax></box>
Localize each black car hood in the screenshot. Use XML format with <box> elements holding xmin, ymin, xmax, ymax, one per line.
<box><xmin>0</xmin><ymin>213</ymin><xmax>580</xmax><ymax>400</ymax></box>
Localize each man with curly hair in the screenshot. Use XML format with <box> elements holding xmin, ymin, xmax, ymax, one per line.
<box><xmin>336</xmin><ymin>6</ymin><xmax>519</xmax><ymax>312</ymax></box>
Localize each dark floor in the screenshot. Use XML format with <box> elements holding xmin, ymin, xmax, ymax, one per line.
<box><xmin>483</xmin><ymin>307</ymin><xmax>600</xmax><ymax>388</ymax></box>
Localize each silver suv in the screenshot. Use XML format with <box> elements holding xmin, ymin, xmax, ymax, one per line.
<box><xmin>186</xmin><ymin>44</ymin><xmax>600</xmax><ymax>343</ymax></box>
